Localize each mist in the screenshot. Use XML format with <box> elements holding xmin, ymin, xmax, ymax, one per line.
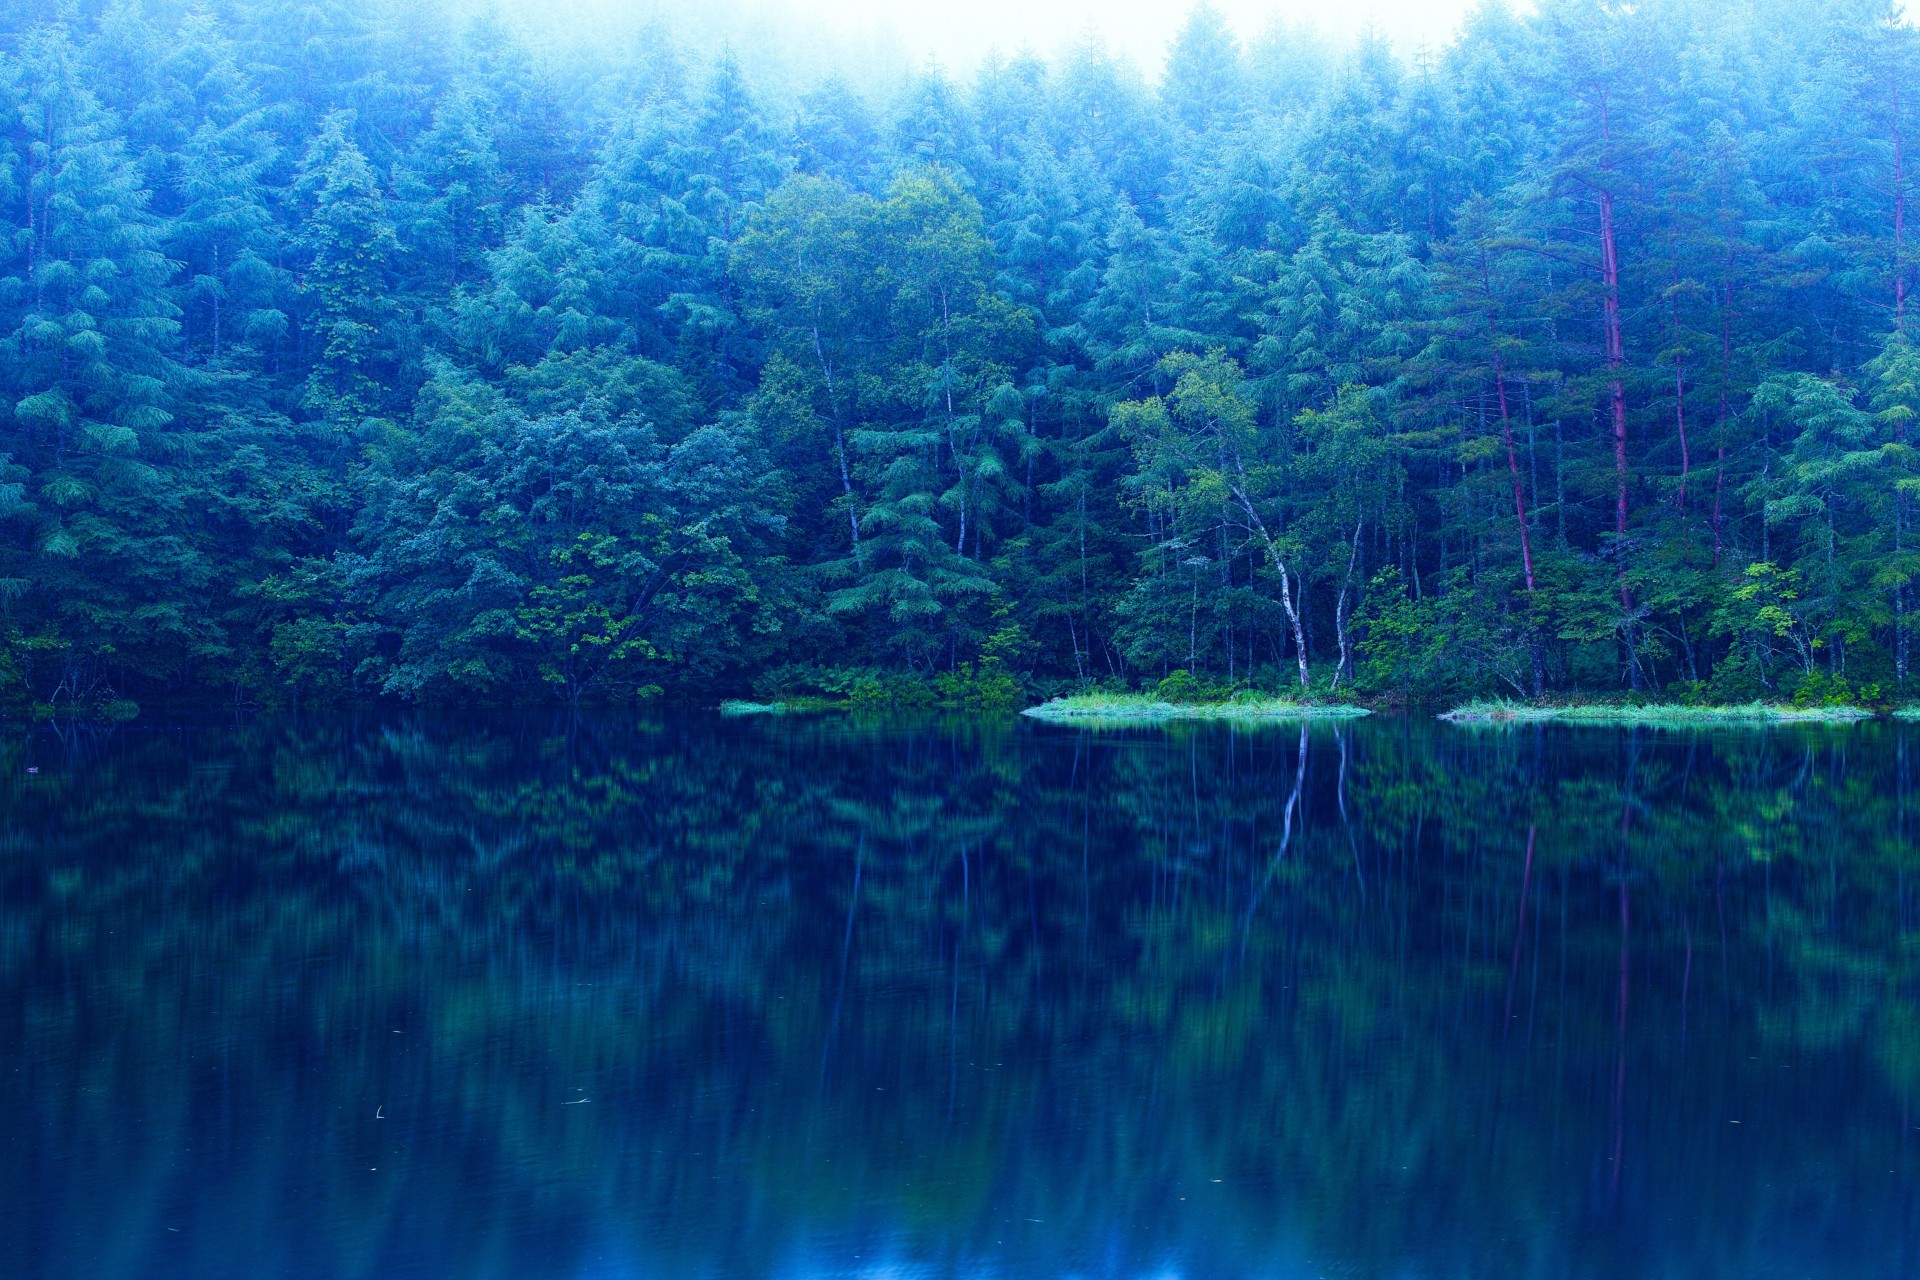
<box><xmin>480</xmin><ymin>0</ymin><xmax>1504</xmax><ymax>98</ymax></box>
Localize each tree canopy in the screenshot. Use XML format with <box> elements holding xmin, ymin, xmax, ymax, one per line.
<box><xmin>5</xmin><ymin>0</ymin><xmax>1920</xmax><ymax>710</ymax></box>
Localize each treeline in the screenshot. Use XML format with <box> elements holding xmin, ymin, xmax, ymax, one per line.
<box><xmin>3</xmin><ymin>0</ymin><xmax>1920</xmax><ymax>711</ymax></box>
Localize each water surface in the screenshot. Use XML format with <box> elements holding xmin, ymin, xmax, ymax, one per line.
<box><xmin>3</xmin><ymin>712</ymin><xmax>1917</xmax><ymax>1278</ymax></box>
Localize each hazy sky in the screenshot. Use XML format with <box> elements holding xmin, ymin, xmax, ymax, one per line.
<box><xmin>768</xmin><ymin>0</ymin><xmax>1498</xmax><ymax>66</ymax></box>
<box><xmin>537</xmin><ymin>0</ymin><xmax>1510</xmax><ymax>81</ymax></box>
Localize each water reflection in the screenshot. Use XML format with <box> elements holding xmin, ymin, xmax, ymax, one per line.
<box><xmin>3</xmin><ymin>714</ymin><xmax>1918</xmax><ymax>1278</ymax></box>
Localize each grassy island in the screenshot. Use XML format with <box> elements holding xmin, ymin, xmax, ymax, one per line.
<box><xmin>1440</xmin><ymin>699</ymin><xmax>1875</xmax><ymax>726</ymax></box>
<box><xmin>718</xmin><ymin>697</ymin><xmax>845</xmax><ymax>715</ymax></box>
<box><xmin>1023</xmin><ymin>694</ymin><xmax>1371</xmax><ymax>724</ymax></box>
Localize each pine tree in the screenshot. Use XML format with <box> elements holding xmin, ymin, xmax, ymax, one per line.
<box><xmin>395</xmin><ymin>89</ymin><xmax>505</xmax><ymax>293</ymax></box>
<box><xmin>293</xmin><ymin>109</ymin><xmax>402</xmax><ymax>424</ymax></box>
<box><xmin>162</xmin><ymin>8</ymin><xmax>287</xmax><ymax>369</ymax></box>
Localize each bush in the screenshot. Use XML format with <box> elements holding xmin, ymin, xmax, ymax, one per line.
<box><xmin>846</xmin><ymin>672</ymin><xmax>937</xmax><ymax>712</ymax></box>
<box><xmin>1789</xmin><ymin>670</ymin><xmax>1890</xmax><ymax>712</ymax></box>
<box><xmin>1154</xmin><ymin>669</ymin><xmax>1207</xmax><ymax>703</ymax></box>
<box><xmin>935</xmin><ymin>658</ymin><xmax>1022</xmax><ymax>712</ymax></box>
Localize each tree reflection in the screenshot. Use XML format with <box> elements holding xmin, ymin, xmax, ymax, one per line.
<box><xmin>3</xmin><ymin>714</ymin><xmax>1917</xmax><ymax>1278</ymax></box>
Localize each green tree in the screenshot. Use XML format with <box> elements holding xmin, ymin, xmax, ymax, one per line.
<box><xmin>293</xmin><ymin>110</ymin><xmax>402</xmax><ymax>425</ymax></box>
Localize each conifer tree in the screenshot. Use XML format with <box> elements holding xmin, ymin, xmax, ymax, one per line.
<box><xmin>293</xmin><ymin>109</ymin><xmax>402</xmax><ymax>424</ymax></box>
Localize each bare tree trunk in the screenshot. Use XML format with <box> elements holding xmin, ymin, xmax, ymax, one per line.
<box><xmin>1332</xmin><ymin>519</ymin><xmax>1362</xmax><ymax>690</ymax></box>
<box><xmin>813</xmin><ymin>324</ymin><xmax>861</xmax><ymax>564</ymax></box>
<box><xmin>1231</xmin><ymin>484</ymin><xmax>1310</xmax><ymax>692</ymax></box>
<box><xmin>1492</xmin><ymin>339</ymin><xmax>1537</xmax><ymax>593</ymax></box>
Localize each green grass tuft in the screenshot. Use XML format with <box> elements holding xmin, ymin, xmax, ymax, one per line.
<box><xmin>719</xmin><ymin>696</ymin><xmax>851</xmax><ymax>715</ymax></box>
<box><xmin>1023</xmin><ymin>693</ymin><xmax>1370</xmax><ymax>724</ymax></box>
<box><xmin>1440</xmin><ymin>698</ymin><xmax>1874</xmax><ymax>726</ymax></box>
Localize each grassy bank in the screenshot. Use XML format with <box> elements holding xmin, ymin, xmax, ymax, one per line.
<box><xmin>1440</xmin><ymin>699</ymin><xmax>1875</xmax><ymax>725</ymax></box>
<box><xmin>1023</xmin><ymin>694</ymin><xmax>1371</xmax><ymax>723</ymax></box>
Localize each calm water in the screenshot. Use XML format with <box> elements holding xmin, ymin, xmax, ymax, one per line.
<box><xmin>2</xmin><ymin>712</ymin><xmax>1918</xmax><ymax>1279</ymax></box>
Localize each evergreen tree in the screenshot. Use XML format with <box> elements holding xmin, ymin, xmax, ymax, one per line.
<box><xmin>293</xmin><ymin>109</ymin><xmax>402</xmax><ymax>424</ymax></box>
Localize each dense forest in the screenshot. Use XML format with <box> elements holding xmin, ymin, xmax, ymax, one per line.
<box><xmin>4</xmin><ymin>0</ymin><xmax>1920</xmax><ymax>712</ymax></box>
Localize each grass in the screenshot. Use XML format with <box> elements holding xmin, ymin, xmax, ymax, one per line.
<box><xmin>1895</xmin><ymin>706</ymin><xmax>1920</xmax><ymax>721</ymax></box>
<box><xmin>1440</xmin><ymin>698</ymin><xmax>1875</xmax><ymax>725</ymax></box>
<box><xmin>718</xmin><ymin>697</ymin><xmax>845</xmax><ymax>715</ymax></box>
<box><xmin>1022</xmin><ymin>693</ymin><xmax>1371</xmax><ymax>723</ymax></box>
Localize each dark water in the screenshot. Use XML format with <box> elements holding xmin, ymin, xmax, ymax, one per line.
<box><xmin>3</xmin><ymin>712</ymin><xmax>1918</xmax><ymax>1279</ymax></box>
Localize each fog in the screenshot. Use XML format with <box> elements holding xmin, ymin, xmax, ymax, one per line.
<box><xmin>682</xmin><ymin>0</ymin><xmax>1493</xmax><ymax>66</ymax></box>
<box><xmin>510</xmin><ymin>0</ymin><xmax>1509</xmax><ymax>92</ymax></box>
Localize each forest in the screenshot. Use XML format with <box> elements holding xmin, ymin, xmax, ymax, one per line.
<box><xmin>3</xmin><ymin>0</ymin><xmax>1919</xmax><ymax>713</ymax></box>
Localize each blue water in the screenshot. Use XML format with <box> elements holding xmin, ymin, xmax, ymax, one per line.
<box><xmin>3</xmin><ymin>712</ymin><xmax>1916</xmax><ymax>1278</ymax></box>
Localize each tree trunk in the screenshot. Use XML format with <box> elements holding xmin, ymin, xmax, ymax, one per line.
<box><xmin>1897</xmin><ymin>78</ymin><xmax>1908</xmax><ymax>323</ymax></box>
<box><xmin>1896</xmin><ymin>79</ymin><xmax>1910</xmax><ymax>684</ymax></box>
<box><xmin>1595</xmin><ymin>97</ymin><xmax>1631</xmax><ymax>610</ymax></box>
<box><xmin>1332</xmin><ymin>518</ymin><xmax>1362</xmax><ymax>690</ymax></box>
<box><xmin>1714</xmin><ymin>279</ymin><xmax>1733</xmax><ymax>566</ymax></box>
<box><xmin>1489</xmin><ymin>306</ymin><xmax>1541</xmax><ymax>693</ymax></box>
<box><xmin>1492</xmin><ymin>344</ymin><xmax>1536</xmax><ymax>593</ymax></box>
<box><xmin>212</xmin><ymin>241</ymin><xmax>222</xmax><ymax>359</ymax></box>
<box><xmin>1596</xmin><ymin>100</ymin><xmax>1638</xmax><ymax>687</ymax></box>
<box><xmin>813</xmin><ymin>324</ymin><xmax>861</xmax><ymax>564</ymax></box>
<box><xmin>1601</xmin><ymin>182</ymin><xmax>1629</xmax><ymax>563</ymax></box>
<box><xmin>1232</xmin><ymin>485</ymin><xmax>1310</xmax><ymax>692</ymax></box>
<box><xmin>1670</xmin><ymin>266</ymin><xmax>1691</xmax><ymax>509</ymax></box>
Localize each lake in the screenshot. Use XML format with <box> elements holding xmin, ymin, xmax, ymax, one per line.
<box><xmin>3</xmin><ymin>712</ymin><xmax>1917</xmax><ymax>1278</ymax></box>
